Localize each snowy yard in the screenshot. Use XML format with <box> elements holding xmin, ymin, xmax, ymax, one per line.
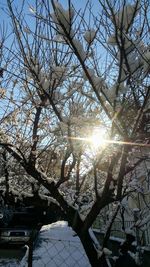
<box><xmin>0</xmin><ymin>221</ymin><xmax>91</xmax><ymax>266</ymax></box>
<box><xmin>20</xmin><ymin>221</ymin><xmax>91</xmax><ymax>267</ymax></box>
<box><xmin>0</xmin><ymin>258</ymin><xmax>19</xmax><ymax>267</ymax></box>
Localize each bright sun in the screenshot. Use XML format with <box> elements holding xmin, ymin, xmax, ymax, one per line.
<box><xmin>89</xmin><ymin>128</ymin><xmax>107</xmax><ymax>149</ymax></box>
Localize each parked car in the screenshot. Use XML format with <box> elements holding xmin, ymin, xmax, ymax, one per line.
<box><xmin>8</xmin><ymin>210</ymin><xmax>39</xmax><ymax>227</ymax></box>
<box><xmin>20</xmin><ymin>221</ymin><xmax>91</xmax><ymax>267</ymax></box>
<box><xmin>0</xmin><ymin>227</ymin><xmax>32</xmax><ymax>245</ymax></box>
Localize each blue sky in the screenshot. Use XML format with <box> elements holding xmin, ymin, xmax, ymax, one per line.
<box><xmin>0</xmin><ymin>0</ymin><xmax>99</xmax><ymax>21</ymax></box>
<box><xmin>0</xmin><ymin>0</ymin><xmax>100</xmax><ymax>49</ymax></box>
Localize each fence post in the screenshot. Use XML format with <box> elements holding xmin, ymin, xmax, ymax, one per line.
<box><xmin>27</xmin><ymin>223</ymin><xmax>42</xmax><ymax>267</ymax></box>
<box><xmin>28</xmin><ymin>229</ymin><xmax>34</xmax><ymax>267</ymax></box>
<box><xmin>134</xmin><ymin>209</ymin><xmax>143</xmax><ymax>265</ymax></box>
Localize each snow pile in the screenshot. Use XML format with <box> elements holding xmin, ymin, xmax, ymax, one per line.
<box><xmin>20</xmin><ymin>221</ymin><xmax>91</xmax><ymax>267</ymax></box>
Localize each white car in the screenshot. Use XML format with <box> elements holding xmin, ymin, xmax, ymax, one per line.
<box><xmin>20</xmin><ymin>221</ymin><xmax>91</xmax><ymax>267</ymax></box>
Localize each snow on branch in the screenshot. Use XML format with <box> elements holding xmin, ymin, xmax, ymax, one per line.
<box><xmin>51</xmin><ymin>1</ymin><xmax>75</xmax><ymax>36</ymax></box>
<box><xmin>112</xmin><ymin>1</ymin><xmax>141</xmax><ymax>31</ymax></box>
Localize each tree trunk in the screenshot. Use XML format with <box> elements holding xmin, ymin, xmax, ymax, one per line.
<box><xmin>72</xmin><ymin>215</ymin><xmax>109</xmax><ymax>267</ymax></box>
<box><xmin>79</xmin><ymin>229</ymin><xmax>109</xmax><ymax>267</ymax></box>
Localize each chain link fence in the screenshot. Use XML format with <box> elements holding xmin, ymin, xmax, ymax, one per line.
<box><xmin>28</xmin><ymin>238</ymin><xmax>90</xmax><ymax>267</ymax></box>
<box><xmin>92</xmin><ymin>217</ymin><xmax>150</xmax><ymax>246</ymax></box>
<box><xmin>20</xmin><ymin>222</ymin><xmax>91</xmax><ymax>267</ymax></box>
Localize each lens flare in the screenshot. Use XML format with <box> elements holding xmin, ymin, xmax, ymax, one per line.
<box><xmin>90</xmin><ymin>129</ymin><xmax>107</xmax><ymax>149</ymax></box>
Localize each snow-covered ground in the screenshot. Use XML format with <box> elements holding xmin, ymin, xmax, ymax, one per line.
<box><xmin>0</xmin><ymin>221</ymin><xmax>91</xmax><ymax>266</ymax></box>
<box><xmin>0</xmin><ymin>258</ymin><xmax>19</xmax><ymax>267</ymax></box>
<box><xmin>0</xmin><ymin>248</ymin><xmax>21</xmax><ymax>267</ymax></box>
<box><xmin>20</xmin><ymin>221</ymin><xmax>91</xmax><ymax>267</ymax></box>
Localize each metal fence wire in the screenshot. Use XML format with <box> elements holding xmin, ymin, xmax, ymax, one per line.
<box><xmin>26</xmin><ymin>236</ymin><xmax>91</xmax><ymax>267</ymax></box>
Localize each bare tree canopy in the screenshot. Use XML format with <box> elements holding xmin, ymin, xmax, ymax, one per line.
<box><xmin>0</xmin><ymin>0</ymin><xmax>149</xmax><ymax>266</ymax></box>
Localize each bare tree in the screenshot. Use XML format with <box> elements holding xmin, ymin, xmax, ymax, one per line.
<box><xmin>0</xmin><ymin>0</ymin><xmax>149</xmax><ymax>266</ymax></box>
